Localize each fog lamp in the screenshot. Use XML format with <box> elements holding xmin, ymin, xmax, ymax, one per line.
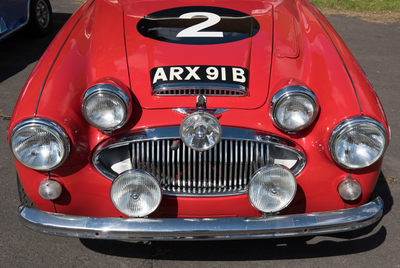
<box><xmin>338</xmin><ymin>178</ymin><xmax>362</xmax><ymax>201</ymax></box>
<box><xmin>110</xmin><ymin>170</ymin><xmax>162</xmax><ymax>217</ymax></box>
<box><xmin>180</xmin><ymin>112</ymin><xmax>222</xmax><ymax>152</ymax></box>
<box><xmin>248</xmin><ymin>165</ymin><xmax>297</xmax><ymax>214</ymax></box>
<box><xmin>38</xmin><ymin>180</ymin><xmax>62</xmax><ymax>200</ymax></box>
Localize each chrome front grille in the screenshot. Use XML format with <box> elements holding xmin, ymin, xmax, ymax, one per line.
<box><xmin>131</xmin><ymin>139</ymin><xmax>265</xmax><ymax>194</ymax></box>
<box><xmin>93</xmin><ymin>127</ymin><xmax>306</xmax><ymax>196</ymax></box>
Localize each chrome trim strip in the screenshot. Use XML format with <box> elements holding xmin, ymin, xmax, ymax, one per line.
<box><xmin>19</xmin><ymin>197</ymin><xmax>383</xmax><ymax>240</ymax></box>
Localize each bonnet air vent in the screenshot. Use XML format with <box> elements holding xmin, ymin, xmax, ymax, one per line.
<box><xmin>152</xmin><ymin>83</ymin><xmax>248</xmax><ymax>97</ymax></box>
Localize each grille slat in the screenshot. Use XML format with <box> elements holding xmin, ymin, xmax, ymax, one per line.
<box><xmin>203</xmin><ymin>151</ymin><xmax>207</xmax><ymax>190</ymax></box>
<box><xmin>229</xmin><ymin>141</ymin><xmax>233</xmax><ymax>190</ymax></box>
<box><xmin>260</xmin><ymin>144</ymin><xmax>265</xmax><ymax>166</ymax></box>
<box><xmin>193</xmin><ymin>149</ymin><xmax>197</xmax><ymax>190</ymax></box>
<box><xmin>234</xmin><ymin>141</ymin><xmax>238</xmax><ymax>190</ymax></box>
<box><xmin>182</xmin><ymin>143</ymin><xmax>186</xmax><ymax>191</ymax></box>
<box><xmin>218</xmin><ymin>142</ymin><xmax>222</xmax><ymax>191</ymax></box>
<box><xmin>249</xmin><ymin>142</ymin><xmax>254</xmax><ymax>176</ymax></box>
<box><xmin>213</xmin><ymin>145</ymin><xmax>217</xmax><ymax>189</ymax></box>
<box><xmin>134</xmin><ymin>144</ymin><xmax>137</xmax><ymax>168</ymax></box>
<box><xmin>157</xmin><ymin>140</ymin><xmax>160</xmax><ymax>184</ymax></box>
<box><xmin>167</xmin><ymin>141</ymin><xmax>171</xmax><ymax>189</ymax></box>
<box><xmin>152</xmin><ymin>141</ymin><xmax>155</xmax><ymax>176</ymax></box>
<box><xmin>208</xmin><ymin>149</ymin><xmax>212</xmax><ymax>189</ymax></box>
<box><xmin>224</xmin><ymin>140</ymin><xmax>228</xmax><ymax>190</ymax></box>
<box><xmin>171</xmin><ymin>146</ymin><xmax>176</xmax><ymax>190</ymax></box>
<box><xmin>244</xmin><ymin>141</ymin><xmax>249</xmax><ymax>186</ymax></box>
<box><xmin>188</xmin><ymin>146</ymin><xmax>192</xmax><ymax>192</ymax></box>
<box><xmin>162</xmin><ymin>140</ymin><xmax>166</xmax><ymax>187</ymax></box>
<box><xmin>141</xmin><ymin>142</ymin><xmax>144</xmax><ymax>170</ymax></box>
<box><xmin>136</xmin><ymin>143</ymin><xmax>140</xmax><ymax>169</ymax></box>
<box><xmin>177</xmin><ymin>145</ymin><xmax>181</xmax><ymax>189</ymax></box>
<box><xmin>199</xmin><ymin>153</ymin><xmax>202</xmax><ymax>193</ymax></box>
<box><xmin>239</xmin><ymin>141</ymin><xmax>243</xmax><ymax>190</ymax></box>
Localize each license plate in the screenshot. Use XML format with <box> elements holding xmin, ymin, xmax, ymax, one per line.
<box><xmin>150</xmin><ymin>65</ymin><xmax>249</xmax><ymax>90</ymax></box>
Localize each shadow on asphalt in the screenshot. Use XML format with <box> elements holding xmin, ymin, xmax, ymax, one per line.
<box><xmin>81</xmin><ymin>172</ymin><xmax>392</xmax><ymax>260</ymax></box>
<box><xmin>0</xmin><ymin>13</ymin><xmax>71</xmax><ymax>83</ymax></box>
<box><xmin>373</xmin><ymin>172</ymin><xmax>393</xmax><ymax>216</ymax></box>
<box><xmin>80</xmin><ymin>227</ymin><xmax>386</xmax><ymax>260</ymax></box>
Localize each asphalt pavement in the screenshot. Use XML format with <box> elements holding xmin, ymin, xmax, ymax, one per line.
<box><xmin>0</xmin><ymin>1</ymin><xmax>399</xmax><ymax>267</ymax></box>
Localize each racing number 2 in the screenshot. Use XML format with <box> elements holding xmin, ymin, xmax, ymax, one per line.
<box><xmin>137</xmin><ymin>7</ymin><xmax>259</xmax><ymax>44</ymax></box>
<box><xmin>176</xmin><ymin>12</ymin><xmax>223</xmax><ymax>38</ymax></box>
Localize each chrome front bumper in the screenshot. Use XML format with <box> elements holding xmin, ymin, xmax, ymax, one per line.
<box><xmin>18</xmin><ymin>197</ymin><xmax>383</xmax><ymax>240</ymax></box>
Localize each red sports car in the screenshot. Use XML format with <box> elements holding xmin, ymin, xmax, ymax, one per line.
<box><xmin>9</xmin><ymin>0</ymin><xmax>389</xmax><ymax>240</ymax></box>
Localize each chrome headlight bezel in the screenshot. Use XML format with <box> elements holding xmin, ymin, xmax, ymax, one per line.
<box><xmin>9</xmin><ymin>118</ymin><xmax>70</xmax><ymax>171</ymax></box>
<box><xmin>329</xmin><ymin>116</ymin><xmax>388</xmax><ymax>169</ymax></box>
<box><xmin>270</xmin><ymin>85</ymin><xmax>318</xmax><ymax>132</ymax></box>
<box><xmin>82</xmin><ymin>83</ymin><xmax>131</xmax><ymax>132</ymax></box>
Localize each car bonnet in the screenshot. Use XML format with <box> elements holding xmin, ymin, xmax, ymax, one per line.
<box><xmin>122</xmin><ymin>0</ymin><xmax>274</xmax><ymax>110</ymax></box>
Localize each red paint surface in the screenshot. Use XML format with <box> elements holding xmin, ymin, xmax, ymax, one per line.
<box><xmin>9</xmin><ymin>0</ymin><xmax>389</xmax><ymax>218</ymax></box>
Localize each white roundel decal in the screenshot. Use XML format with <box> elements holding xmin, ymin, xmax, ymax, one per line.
<box><xmin>137</xmin><ymin>6</ymin><xmax>260</xmax><ymax>45</ymax></box>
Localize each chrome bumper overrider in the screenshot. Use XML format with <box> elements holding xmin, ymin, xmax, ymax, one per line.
<box><xmin>18</xmin><ymin>197</ymin><xmax>383</xmax><ymax>240</ymax></box>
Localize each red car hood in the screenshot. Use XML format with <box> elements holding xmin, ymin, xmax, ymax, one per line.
<box><xmin>122</xmin><ymin>0</ymin><xmax>273</xmax><ymax>110</ymax></box>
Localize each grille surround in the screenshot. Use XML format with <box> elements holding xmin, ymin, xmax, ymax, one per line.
<box><xmin>93</xmin><ymin>127</ymin><xmax>306</xmax><ymax>196</ymax></box>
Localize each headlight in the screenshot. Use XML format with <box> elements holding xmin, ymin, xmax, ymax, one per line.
<box><xmin>271</xmin><ymin>85</ymin><xmax>318</xmax><ymax>132</ymax></box>
<box><xmin>248</xmin><ymin>165</ymin><xmax>297</xmax><ymax>214</ymax></box>
<box><xmin>110</xmin><ymin>170</ymin><xmax>162</xmax><ymax>217</ymax></box>
<box><xmin>180</xmin><ymin>111</ymin><xmax>222</xmax><ymax>152</ymax></box>
<box><xmin>329</xmin><ymin>117</ymin><xmax>388</xmax><ymax>169</ymax></box>
<box><xmin>82</xmin><ymin>84</ymin><xmax>131</xmax><ymax>131</ymax></box>
<box><xmin>10</xmin><ymin>118</ymin><xmax>70</xmax><ymax>171</ymax></box>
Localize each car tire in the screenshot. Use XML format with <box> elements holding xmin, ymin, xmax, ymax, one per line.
<box><xmin>27</xmin><ymin>0</ymin><xmax>53</xmax><ymax>36</ymax></box>
<box><xmin>17</xmin><ymin>175</ymin><xmax>35</xmax><ymax>208</ymax></box>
